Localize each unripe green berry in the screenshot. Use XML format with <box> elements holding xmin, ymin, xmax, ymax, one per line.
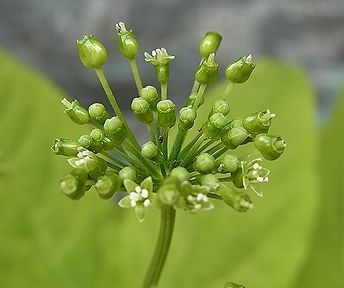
<box><xmin>116</xmin><ymin>22</ymin><xmax>139</xmax><ymax>60</ymax></box>
<box><xmin>157</xmin><ymin>100</ymin><xmax>176</xmax><ymax>128</ymax></box>
<box><xmin>60</xmin><ymin>168</ymin><xmax>87</xmax><ymax>200</ymax></box>
<box><xmin>104</xmin><ymin>117</ymin><xmax>127</xmax><ymax>145</ymax></box>
<box><xmin>194</xmin><ymin>153</ymin><xmax>216</xmax><ymax>174</ymax></box>
<box><xmin>52</xmin><ymin>138</ymin><xmax>80</xmax><ymax>156</ymax></box>
<box><xmin>76</xmin><ymin>35</ymin><xmax>107</xmax><ymax>69</ymax></box>
<box><xmin>195</xmin><ymin>53</ymin><xmax>218</xmax><ymax>84</ymax></box>
<box><xmin>218</xmin><ymin>154</ymin><xmax>240</xmax><ymax>173</ymax></box>
<box><xmin>88</xmin><ymin>103</ymin><xmax>109</xmax><ymax>125</ymax></box>
<box><xmin>199</xmin><ymin>31</ymin><xmax>222</xmax><ymax>59</ymax></box>
<box><xmin>170</xmin><ymin>167</ymin><xmax>190</xmax><ymax>182</ymax></box>
<box><xmin>254</xmin><ymin>133</ymin><xmax>286</xmax><ymax>160</ymax></box>
<box><xmin>131</xmin><ymin>97</ymin><xmax>153</xmax><ymax>124</ymax></box>
<box><xmin>178</xmin><ymin>107</ymin><xmax>197</xmax><ymax>132</ymax></box>
<box><xmin>219</xmin><ymin>184</ymin><xmax>253</xmax><ymax>212</ymax></box>
<box><xmin>141</xmin><ymin>141</ymin><xmax>158</xmax><ymax>160</ymax></box>
<box><xmin>119</xmin><ymin>166</ymin><xmax>137</xmax><ymax>181</ymax></box>
<box><xmin>225</xmin><ymin>54</ymin><xmax>255</xmax><ymax>84</ymax></box>
<box><xmin>141</xmin><ymin>85</ymin><xmax>159</xmax><ymax>109</ymax></box>
<box><xmin>61</xmin><ymin>98</ymin><xmax>90</xmax><ymax>125</ymax></box>
<box><xmin>95</xmin><ymin>175</ymin><xmax>121</xmax><ymax>199</ymax></box>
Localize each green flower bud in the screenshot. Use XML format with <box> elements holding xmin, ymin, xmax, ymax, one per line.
<box><xmin>60</xmin><ymin>168</ymin><xmax>87</xmax><ymax>200</ymax></box>
<box><xmin>229</xmin><ymin>117</ymin><xmax>243</xmax><ymax>128</ymax></box>
<box><xmin>170</xmin><ymin>167</ymin><xmax>190</xmax><ymax>182</ymax></box>
<box><xmin>224</xmin><ymin>282</ymin><xmax>245</xmax><ymax>288</ymax></box>
<box><xmin>88</xmin><ymin>103</ymin><xmax>109</xmax><ymax>125</ymax></box>
<box><xmin>51</xmin><ymin>138</ymin><xmax>80</xmax><ymax>156</ymax></box>
<box><xmin>61</xmin><ymin>98</ymin><xmax>90</xmax><ymax>125</ymax></box>
<box><xmin>90</xmin><ymin>128</ymin><xmax>105</xmax><ymax>142</ymax></box>
<box><xmin>119</xmin><ymin>166</ymin><xmax>137</xmax><ymax>181</ymax></box>
<box><xmin>199</xmin><ymin>31</ymin><xmax>222</xmax><ymax>59</ymax></box>
<box><xmin>225</xmin><ymin>127</ymin><xmax>250</xmax><ymax>146</ymax></box>
<box><xmin>158</xmin><ymin>181</ymin><xmax>180</xmax><ymax>206</ymax></box>
<box><xmin>68</xmin><ymin>149</ymin><xmax>99</xmax><ymax>173</ymax></box>
<box><xmin>203</xmin><ymin>112</ymin><xmax>228</xmax><ymax>139</ymax></box>
<box><xmin>141</xmin><ymin>85</ymin><xmax>159</xmax><ymax>109</ymax></box>
<box><xmin>198</xmin><ymin>174</ymin><xmax>220</xmax><ymax>192</ymax></box>
<box><xmin>157</xmin><ymin>100</ymin><xmax>176</xmax><ymax>128</ymax></box>
<box><xmin>194</xmin><ymin>153</ymin><xmax>216</xmax><ymax>174</ymax></box>
<box><xmin>76</xmin><ymin>35</ymin><xmax>107</xmax><ymax>69</ymax></box>
<box><xmin>141</xmin><ymin>141</ymin><xmax>158</xmax><ymax>160</ymax></box>
<box><xmin>211</xmin><ymin>99</ymin><xmax>230</xmax><ymax>116</ymax></box>
<box><xmin>131</xmin><ymin>97</ymin><xmax>153</xmax><ymax>124</ymax></box>
<box><xmin>195</xmin><ymin>53</ymin><xmax>218</xmax><ymax>84</ymax></box>
<box><xmin>225</xmin><ymin>54</ymin><xmax>255</xmax><ymax>84</ymax></box>
<box><xmin>104</xmin><ymin>117</ymin><xmax>127</xmax><ymax>145</ymax></box>
<box><xmin>115</xmin><ymin>22</ymin><xmax>139</xmax><ymax>60</ymax></box>
<box><xmin>254</xmin><ymin>133</ymin><xmax>286</xmax><ymax>160</ymax></box>
<box><xmin>78</xmin><ymin>134</ymin><xmax>102</xmax><ymax>153</ymax></box>
<box><xmin>95</xmin><ymin>175</ymin><xmax>121</xmax><ymax>199</ymax></box>
<box><xmin>219</xmin><ymin>184</ymin><xmax>253</xmax><ymax>212</ymax></box>
<box><xmin>178</xmin><ymin>107</ymin><xmax>197</xmax><ymax>132</ymax></box>
<box><xmin>243</xmin><ymin>109</ymin><xmax>275</xmax><ymax>136</ymax></box>
<box><xmin>218</xmin><ymin>154</ymin><xmax>240</xmax><ymax>173</ymax></box>
<box><xmin>145</xmin><ymin>48</ymin><xmax>175</xmax><ymax>84</ymax></box>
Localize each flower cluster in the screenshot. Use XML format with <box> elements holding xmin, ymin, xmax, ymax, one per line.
<box><xmin>52</xmin><ymin>22</ymin><xmax>286</xmax><ymax>288</ymax></box>
<box><xmin>53</xmin><ymin>22</ymin><xmax>286</xmax><ymax>224</ymax></box>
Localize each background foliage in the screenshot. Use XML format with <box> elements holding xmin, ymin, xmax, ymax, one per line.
<box><xmin>0</xmin><ymin>49</ymin><xmax>342</xmax><ymax>287</ymax></box>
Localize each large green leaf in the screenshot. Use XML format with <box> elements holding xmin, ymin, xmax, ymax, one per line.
<box><xmin>0</xmin><ymin>51</ymin><xmax>318</xmax><ymax>288</ymax></box>
<box><xmin>294</xmin><ymin>94</ymin><xmax>344</xmax><ymax>287</ymax></box>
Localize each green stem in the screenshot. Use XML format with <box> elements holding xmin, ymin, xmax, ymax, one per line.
<box><xmin>143</xmin><ymin>206</ymin><xmax>176</xmax><ymax>288</ymax></box>
<box><xmin>223</xmin><ymin>81</ymin><xmax>234</xmax><ymax>101</ymax></box>
<box><xmin>192</xmin><ymin>83</ymin><xmax>207</xmax><ymax>109</ymax></box>
<box><xmin>95</xmin><ymin>69</ymin><xmax>141</xmax><ymax>151</ymax></box>
<box><xmin>129</xmin><ymin>59</ymin><xmax>143</xmax><ymax>94</ymax></box>
<box><xmin>169</xmin><ymin>130</ymin><xmax>187</xmax><ymax>164</ymax></box>
<box><xmin>161</xmin><ymin>83</ymin><xmax>168</xmax><ymax>101</ymax></box>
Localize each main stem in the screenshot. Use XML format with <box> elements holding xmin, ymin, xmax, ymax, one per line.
<box><xmin>143</xmin><ymin>206</ymin><xmax>176</xmax><ymax>288</ymax></box>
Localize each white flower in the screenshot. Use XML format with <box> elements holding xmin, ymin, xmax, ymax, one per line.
<box><xmin>241</xmin><ymin>157</ymin><xmax>270</xmax><ymax>197</ymax></box>
<box><xmin>186</xmin><ymin>193</ymin><xmax>213</xmax><ymax>213</ymax></box>
<box><xmin>118</xmin><ymin>177</ymin><xmax>154</xmax><ymax>223</ymax></box>
<box><xmin>144</xmin><ymin>48</ymin><xmax>175</xmax><ymax>66</ymax></box>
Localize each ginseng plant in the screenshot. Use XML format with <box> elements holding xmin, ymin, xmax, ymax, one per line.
<box><xmin>52</xmin><ymin>22</ymin><xmax>286</xmax><ymax>288</ymax></box>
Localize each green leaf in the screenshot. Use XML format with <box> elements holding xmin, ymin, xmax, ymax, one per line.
<box><xmin>165</xmin><ymin>59</ymin><xmax>318</xmax><ymax>288</ymax></box>
<box><xmin>294</xmin><ymin>94</ymin><xmax>344</xmax><ymax>287</ymax></box>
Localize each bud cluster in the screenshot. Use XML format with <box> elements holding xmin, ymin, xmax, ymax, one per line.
<box><xmin>51</xmin><ymin>21</ymin><xmax>286</xmax><ymax>287</ymax></box>
<box><xmin>53</xmin><ymin>22</ymin><xmax>286</xmax><ymax>223</ymax></box>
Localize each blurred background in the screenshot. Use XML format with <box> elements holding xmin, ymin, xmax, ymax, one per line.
<box><xmin>1</xmin><ymin>0</ymin><xmax>344</xmax><ymax>121</ymax></box>
<box><xmin>0</xmin><ymin>0</ymin><xmax>343</xmax><ymax>288</ymax></box>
